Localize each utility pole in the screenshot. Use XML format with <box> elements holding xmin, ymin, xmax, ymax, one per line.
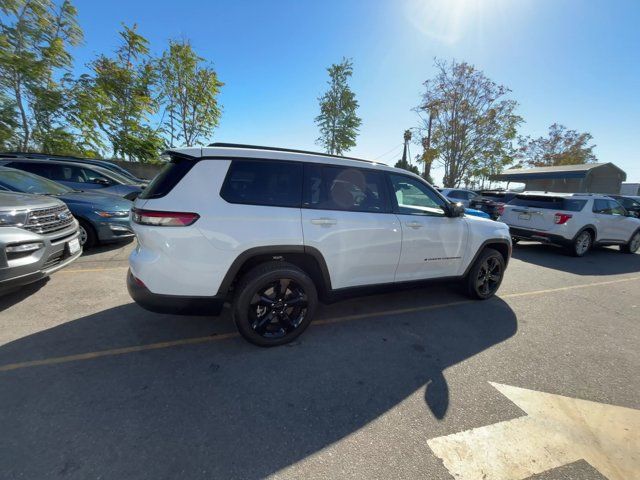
<box><xmin>421</xmin><ymin>109</ymin><xmax>435</xmax><ymax>182</ymax></box>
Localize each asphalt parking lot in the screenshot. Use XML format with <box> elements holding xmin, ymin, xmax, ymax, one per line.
<box><xmin>0</xmin><ymin>241</ymin><xmax>639</xmax><ymax>480</ymax></box>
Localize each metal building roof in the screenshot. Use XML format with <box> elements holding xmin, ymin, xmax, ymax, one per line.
<box><xmin>495</xmin><ymin>162</ymin><xmax>626</xmax><ymax>181</ymax></box>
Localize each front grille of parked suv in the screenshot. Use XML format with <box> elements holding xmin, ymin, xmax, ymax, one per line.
<box><xmin>24</xmin><ymin>205</ymin><xmax>74</xmax><ymax>235</ymax></box>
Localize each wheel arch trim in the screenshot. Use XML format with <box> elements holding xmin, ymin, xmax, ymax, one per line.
<box><xmin>216</xmin><ymin>245</ymin><xmax>332</xmax><ymax>296</ymax></box>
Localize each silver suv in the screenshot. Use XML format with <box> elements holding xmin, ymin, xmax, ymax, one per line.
<box><xmin>0</xmin><ymin>191</ymin><xmax>82</xmax><ymax>293</ymax></box>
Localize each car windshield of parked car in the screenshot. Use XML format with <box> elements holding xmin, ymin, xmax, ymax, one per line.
<box><xmin>0</xmin><ymin>168</ymin><xmax>71</xmax><ymax>195</ymax></box>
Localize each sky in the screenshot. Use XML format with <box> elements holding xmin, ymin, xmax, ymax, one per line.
<box><xmin>72</xmin><ymin>0</ymin><xmax>640</xmax><ymax>183</ymax></box>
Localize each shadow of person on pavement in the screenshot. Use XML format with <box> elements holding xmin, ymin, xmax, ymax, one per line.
<box><xmin>0</xmin><ymin>286</ymin><xmax>517</xmax><ymax>479</ymax></box>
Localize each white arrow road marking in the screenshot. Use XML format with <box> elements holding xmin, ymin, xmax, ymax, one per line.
<box><xmin>427</xmin><ymin>383</ymin><xmax>640</xmax><ymax>480</ymax></box>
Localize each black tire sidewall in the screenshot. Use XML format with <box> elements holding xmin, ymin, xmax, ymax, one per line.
<box><xmin>466</xmin><ymin>249</ymin><xmax>505</xmax><ymax>300</ymax></box>
<box><xmin>233</xmin><ymin>264</ymin><xmax>318</xmax><ymax>347</ymax></box>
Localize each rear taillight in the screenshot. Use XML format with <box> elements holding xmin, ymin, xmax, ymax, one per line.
<box><xmin>554</xmin><ymin>213</ymin><xmax>573</xmax><ymax>224</ymax></box>
<box><xmin>131</xmin><ymin>208</ymin><xmax>199</xmax><ymax>227</ymax></box>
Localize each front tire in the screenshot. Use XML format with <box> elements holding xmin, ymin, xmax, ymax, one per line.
<box><xmin>465</xmin><ymin>248</ymin><xmax>505</xmax><ymax>300</ymax></box>
<box><xmin>621</xmin><ymin>230</ymin><xmax>640</xmax><ymax>254</ymax></box>
<box><xmin>569</xmin><ymin>230</ymin><xmax>592</xmax><ymax>257</ymax></box>
<box><xmin>232</xmin><ymin>262</ymin><xmax>318</xmax><ymax>347</ymax></box>
<box><xmin>78</xmin><ymin>220</ymin><xmax>97</xmax><ymax>249</ymax></box>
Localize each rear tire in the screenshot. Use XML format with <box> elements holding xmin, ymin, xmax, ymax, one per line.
<box><xmin>78</xmin><ymin>220</ymin><xmax>97</xmax><ymax>249</ymax></box>
<box><xmin>232</xmin><ymin>261</ymin><xmax>318</xmax><ymax>347</ymax></box>
<box><xmin>465</xmin><ymin>248</ymin><xmax>505</xmax><ymax>300</ymax></box>
<box><xmin>569</xmin><ymin>230</ymin><xmax>592</xmax><ymax>257</ymax></box>
<box><xmin>620</xmin><ymin>230</ymin><xmax>640</xmax><ymax>254</ymax></box>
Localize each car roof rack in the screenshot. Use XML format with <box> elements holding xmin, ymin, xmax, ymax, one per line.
<box><xmin>0</xmin><ymin>151</ymin><xmax>84</xmax><ymax>159</ymax></box>
<box><xmin>207</xmin><ymin>143</ymin><xmax>376</xmax><ymax>164</ymax></box>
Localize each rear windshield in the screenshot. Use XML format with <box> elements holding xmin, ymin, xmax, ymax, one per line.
<box><xmin>138</xmin><ymin>156</ymin><xmax>195</xmax><ymax>199</ymax></box>
<box><xmin>509</xmin><ymin>195</ymin><xmax>587</xmax><ymax>212</ymax></box>
<box><xmin>479</xmin><ymin>192</ymin><xmax>516</xmax><ymax>201</ymax></box>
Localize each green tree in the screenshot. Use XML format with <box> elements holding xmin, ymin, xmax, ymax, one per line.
<box><xmin>315</xmin><ymin>58</ymin><xmax>361</xmax><ymax>155</ymax></box>
<box><xmin>79</xmin><ymin>24</ymin><xmax>161</xmax><ymax>161</ymax></box>
<box><xmin>0</xmin><ymin>0</ymin><xmax>82</xmax><ymax>151</ymax></box>
<box><xmin>158</xmin><ymin>39</ymin><xmax>223</xmax><ymax>147</ymax></box>
<box><xmin>0</xmin><ymin>93</ymin><xmax>18</xmax><ymax>148</ymax></box>
<box><xmin>417</xmin><ymin>59</ymin><xmax>521</xmax><ymax>187</ymax></box>
<box><xmin>516</xmin><ymin>123</ymin><xmax>597</xmax><ymax>167</ymax></box>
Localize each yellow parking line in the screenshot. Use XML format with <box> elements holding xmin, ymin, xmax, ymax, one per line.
<box><xmin>0</xmin><ymin>276</ymin><xmax>638</xmax><ymax>373</ymax></box>
<box><xmin>57</xmin><ymin>266</ymin><xmax>128</xmax><ymax>274</ymax></box>
<box><xmin>502</xmin><ymin>276</ymin><xmax>640</xmax><ymax>299</ymax></box>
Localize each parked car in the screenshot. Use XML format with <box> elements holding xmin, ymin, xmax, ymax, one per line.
<box><xmin>439</xmin><ymin>188</ymin><xmax>480</xmax><ymax>207</ymax></box>
<box><xmin>464</xmin><ymin>207</ymin><xmax>491</xmax><ymax>219</ymax></box>
<box><xmin>608</xmin><ymin>194</ymin><xmax>640</xmax><ymax>218</ymax></box>
<box><xmin>0</xmin><ymin>167</ymin><xmax>133</xmax><ymax>248</ymax></box>
<box><xmin>501</xmin><ymin>192</ymin><xmax>640</xmax><ymax>256</ymax></box>
<box><xmin>0</xmin><ymin>191</ymin><xmax>82</xmax><ymax>294</ymax></box>
<box><xmin>0</xmin><ymin>152</ymin><xmax>149</xmax><ymax>185</ymax></box>
<box><xmin>469</xmin><ymin>190</ymin><xmax>519</xmax><ymax>220</ymax></box>
<box><xmin>0</xmin><ymin>158</ymin><xmax>144</xmax><ymax>200</ymax></box>
<box><xmin>127</xmin><ymin>143</ymin><xmax>512</xmax><ymax>346</ymax></box>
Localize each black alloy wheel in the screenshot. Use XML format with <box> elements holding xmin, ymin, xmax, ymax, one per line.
<box><xmin>465</xmin><ymin>248</ymin><xmax>505</xmax><ymax>300</ymax></box>
<box><xmin>476</xmin><ymin>256</ymin><xmax>502</xmax><ymax>297</ymax></box>
<box><xmin>233</xmin><ymin>261</ymin><xmax>318</xmax><ymax>346</ymax></box>
<box><xmin>249</xmin><ymin>279</ymin><xmax>308</xmax><ymax>339</ymax></box>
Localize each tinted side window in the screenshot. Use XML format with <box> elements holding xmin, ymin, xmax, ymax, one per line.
<box><xmin>221</xmin><ymin>160</ymin><xmax>302</xmax><ymax>208</ymax></box>
<box><xmin>303</xmin><ymin>165</ymin><xmax>389</xmax><ymax>213</ymax></box>
<box><xmin>8</xmin><ymin>162</ymin><xmax>48</xmax><ymax>176</ymax></box>
<box><xmin>593</xmin><ymin>199</ymin><xmax>609</xmax><ymax>214</ymax></box>
<box><xmin>448</xmin><ymin>190</ymin><xmax>465</xmax><ymax>199</ymax></box>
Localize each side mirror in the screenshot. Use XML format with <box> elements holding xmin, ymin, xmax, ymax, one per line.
<box><xmin>92</xmin><ymin>178</ymin><xmax>111</xmax><ymax>186</ymax></box>
<box><xmin>448</xmin><ymin>202</ymin><xmax>465</xmax><ymax>218</ymax></box>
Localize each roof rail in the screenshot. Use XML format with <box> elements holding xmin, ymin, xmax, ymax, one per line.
<box><xmin>207</xmin><ymin>142</ymin><xmax>376</xmax><ymax>164</ymax></box>
<box><xmin>0</xmin><ymin>151</ymin><xmax>92</xmax><ymax>161</ymax></box>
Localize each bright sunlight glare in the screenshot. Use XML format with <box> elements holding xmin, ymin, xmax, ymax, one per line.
<box><xmin>405</xmin><ymin>0</ymin><xmax>516</xmax><ymax>44</ymax></box>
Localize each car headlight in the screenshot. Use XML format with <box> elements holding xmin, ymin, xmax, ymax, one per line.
<box><xmin>0</xmin><ymin>209</ymin><xmax>29</xmax><ymax>227</ymax></box>
<box><xmin>95</xmin><ymin>210</ymin><xmax>130</xmax><ymax>218</ymax></box>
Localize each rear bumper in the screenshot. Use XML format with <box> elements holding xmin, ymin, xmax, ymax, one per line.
<box><xmin>127</xmin><ymin>270</ymin><xmax>224</xmax><ymax>316</ymax></box>
<box><xmin>509</xmin><ymin>227</ymin><xmax>571</xmax><ymax>247</ymax></box>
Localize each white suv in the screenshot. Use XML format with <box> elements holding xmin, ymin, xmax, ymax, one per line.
<box><xmin>501</xmin><ymin>192</ymin><xmax>640</xmax><ymax>256</ymax></box>
<box><xmin>127</xmin><ymin>144</ymin><xmax>512</xmax><ymax>346</ymax></box>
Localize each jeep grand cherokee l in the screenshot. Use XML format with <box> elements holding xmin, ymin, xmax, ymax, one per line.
<box><xmin>127</xmin><ymin>143</ymin><xmax>512</xmax><ymax>346</ymax></box>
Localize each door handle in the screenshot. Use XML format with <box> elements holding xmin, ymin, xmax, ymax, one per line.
<box><xmin>311</xmin><ymin>217</ymin><xmax>337</xmax><ymax>226</ymax></box>
<box><xmin>406</xmin><ymin>221</ymin><xmax>423</xmax><ymax>229</ymax></box>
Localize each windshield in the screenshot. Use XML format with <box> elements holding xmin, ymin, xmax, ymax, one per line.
<box><xmin>104</xmin><ymin>163</ymin><xmax>140</xmax><ymax>180</ymax></box>
<box><xmin>92</xmin><ymin>166</ymin><xmax>135</xmax><ymax>184</ymax></box>
<box><xmin>0</xmin><ymin>168</ymin><xmax>72</xmax><ymax>195</ymax></box>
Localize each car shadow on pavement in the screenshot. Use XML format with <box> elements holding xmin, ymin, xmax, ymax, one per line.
<box><xmin>512</xmin><ymin>242</ymin><xmax>640</xmax><ymax>275</ymax></box>
<box><xmin>0</xmin><ymin>278</ymin><xmax>49</xmax><ymax>312</ymax></box>
<box><xmin>81</xmin><ymin>238</ymin><xmax>135</xmax><ymax>257</ymax></box>
<box><xmin>0</xmin><ymin>288</ymin><xmax>517</xmax><ymax>479</ymax></box>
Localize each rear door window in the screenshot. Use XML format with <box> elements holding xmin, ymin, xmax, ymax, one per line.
<box><xmin>594</xmin><ymin>199</ymin><xmax>626</xmax><ymax>215</ymax></box>
<box><xmin>509</xmin><ymin>196</ymin><xmax>587</xmax><ymax>212</ymax></box>
<box><xmin>221</xmin><ymin>160</ymin><xmax>302</xmax><ymax>208</ymax></box>
<box><xmin>303</xmin><ymin>165</ymin><xmax>389</xmax><ymax>213</ymax></box>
